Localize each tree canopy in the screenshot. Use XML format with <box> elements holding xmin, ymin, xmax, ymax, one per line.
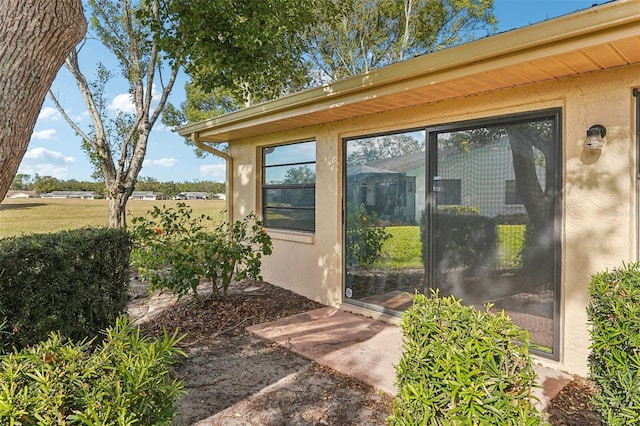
<box><xmin>305</xmin><ymin>0</ymin><xmax>497</xmax><ymax>80</ymax></box>
<box><xmin>163</xmin><ymin>0</ymin><xmax>497</xmax><ymax>155</ymax></box>
<box><xmin>347</xmin><ymin>134</ymin><xmax>424</xmax><ymax>165</ymax></box>
<box><xmin>148</xmin><ymin>0</ymin><xmax>318</xmax><ymax>105</ymax></box>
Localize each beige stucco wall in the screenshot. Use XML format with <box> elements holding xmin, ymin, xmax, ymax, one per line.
<box><xmin>228</xmin><ymin>64</ymin><xmax>640</xmax><ymax>376</ymax></box>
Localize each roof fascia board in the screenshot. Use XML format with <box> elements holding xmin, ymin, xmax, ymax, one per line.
<box><xmin>179</xmin><ymin>0</ymin><xmax>640</xmax><ymax>140</ymax></box>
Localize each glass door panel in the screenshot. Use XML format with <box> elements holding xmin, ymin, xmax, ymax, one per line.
<box><xmin>430</xmin><ymin>115</ymin><xmax>560</xmax><ymax>355</ymax></box>
<box><xmin>344</xmin><ymin>131</ymin><xmax>426</xmax><ymax>313</ymax></box>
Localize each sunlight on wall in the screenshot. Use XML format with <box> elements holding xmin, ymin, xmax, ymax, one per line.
<box><xmin>238</xmin><ymin>164</ymin><xmax>254</xmax><ymax>187</ymax></box>
<box><xmin>317</xmin><ymin>243</ymin><xmax>343</xmax><ymax>305</ymax></box>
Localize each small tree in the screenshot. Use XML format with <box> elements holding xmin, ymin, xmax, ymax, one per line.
<box><xmin>51</xmin><ymin>0</ymin><xmax>179</xmax><ymax>228</ymax></box>
<box><xmin>131</xmin><ymin>203</ymin><xmax>272</xmax><ymax>299</ymax></box>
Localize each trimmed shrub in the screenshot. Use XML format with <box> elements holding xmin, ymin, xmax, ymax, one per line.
<box><xmin>0</xmin><ymin>228</ymin><xmax>132</xmax><ymax>351</ymax></box>
<box><xmin>389</xmin><ymin>292</ymin><xmax>543</xmax><ymax>425</ymax></box>
<box><xmin>588</xmin><ymin>262</ymin><xmax>640</xmax><ymax>424</ymax></box>
<box><xmin>420</xmin><ymin>210</ymin><xmax>497</xmax><ymax>271</ymax></box>
<box><xmin>434</xmin><ymin>214</ymin><xmax>497</xmax><ymax>271</ymax></box>
<box><xmin>436</xmin><ymin>205</ymin><xmax>480</xmax><ymax>216</ymax></box>
<box><xmin>0</xmin><ymin>316</ymin><xmax>185</xmax><ymax>424</ymax></box>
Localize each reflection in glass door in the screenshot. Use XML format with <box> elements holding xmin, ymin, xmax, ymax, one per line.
<box><xmin>344</xmin><ymin>110</ymin><xmax>561</xmax><ymax>358</ymax></box>
<box><xmin>344</xmin><ymin>131</ymin><xmax>426</xmax><ymax>312</ymax></box>
<box><xmin>429</xmin><ymin>112</ymin><xmax>561</xmax><ymax>356</ymax></box>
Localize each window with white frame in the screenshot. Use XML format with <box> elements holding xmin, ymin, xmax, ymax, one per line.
<box><xmin>262</xmin><ymin>141</ymin><xmax>316</xmax><ymax>232</ymax></box>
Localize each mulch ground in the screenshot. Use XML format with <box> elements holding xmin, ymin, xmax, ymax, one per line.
<box><xmin>546</xmin><ymin>375</ymin><xmax>601</xmax><ymax>425</ymax></box>
<box><xmin>138</xmin><ymin>280</ymin><xmax>325</xmax><ymax>346</ymax></box>
<box><xmin>135</xmin><ymin>280</ymin><xmax>601</xmax><ymax>425</ymax></box>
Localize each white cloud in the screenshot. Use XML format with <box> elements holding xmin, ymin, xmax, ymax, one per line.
<box><xmin>32</xmin><ymin>129</ymin><xmax>57</xmax><ymax>140</ymax></box>
<box><xmin>38</xmin><ymin>107</ymin><xmax>60</xmax><ymax>120</ymax></box>
<box><xmin>143</xmin><ymin>157</ymin><xmax>176</xmax><ymax>167</ymax></box>
<box><xmin>200</xmin><ymin>164</ymin><xmax>226</xmax><ymax>180</ymax></box>
<box><xmin>107</xmin><ymin>85</ymin><xmax>164</xmax><ymax>115</ymax></box>
<box><xmin>153</xmin><ymin>123</ymin><xmax>173</xmax><ymax>132</ymax></box>
<box><xmin>74</xmin><ymin>111</ymin><xmax>90</xmax><ymax>122</ymax></box>
<box><xmin>19</xmin><ymin>147</ymin><xmax>76</xmax><ymax>179</ymax></box>
<box><xmin>151</xmin><ymin>84</ymin><xmax>161</xmax><ymax>102</ymax></box>
<box><xmin>19</xmin><ymin>164</ymin><xmax>71</xmax><ymax>179</ymax></box>
<box><xmin>108</xmin><ymin>93</ymin><xmax>136</xmax><ymax>114</ymax></box>
<box><xmin>24</xmin><ymin>147</ymin><xmax>76</xmax><ymax>164</ymax></box>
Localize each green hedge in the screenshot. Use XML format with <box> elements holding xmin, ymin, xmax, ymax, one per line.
<box><xmin>420</xmin><ymin>212</ymin><xmax>497</xmax><ymax>271</ymax></box>
<box><xmin>436</xmin><ymin>205</ymin><xmax>480</xmax><ymax>216</ymax></box>
<box><xmin>434</xmin><ymin>214</ymin><xmax>497</xmax><ymax>271</ymax></box>
<box><xmin>389</xmin><ymin>292</ymin><xmax>543</xmax><ymax>425</ymax></box>
<box><xmin>588</xmin><ymin>262</ymin><xmax>640</xmax><ymax>425</ymax></box>
<box><xmin>0</xmin><ymin>316</ymin><xmax>184</xmax><ymax>424</ymax></box>
<box><xmin>0</xmin><ymin>228</ymin><xmax>132</xmax><ymax>351</ymax></box>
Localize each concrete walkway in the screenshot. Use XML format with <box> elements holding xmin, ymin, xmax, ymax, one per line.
<box><xmin>248</xmin><ymin>307</ymin><xmax>572</xmax><ymax>412</ymax></box>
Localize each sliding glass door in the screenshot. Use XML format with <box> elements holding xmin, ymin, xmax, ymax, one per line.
<box><xmin>344</xmin><ymin>110</ymin><xmax>561</xmax><ymax>357</ymax></box>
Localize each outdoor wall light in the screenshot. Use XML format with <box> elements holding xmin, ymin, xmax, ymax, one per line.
<box><xmin>584</xmin><ymin>124</ymin><xmax>606</xmax><ymax>151</ymax></box>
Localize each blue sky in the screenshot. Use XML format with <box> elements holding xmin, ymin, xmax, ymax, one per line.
<box><xmin>18</xmin><ymin>0</ymin><xmax>600</xmax><ymax>183</ymax></box>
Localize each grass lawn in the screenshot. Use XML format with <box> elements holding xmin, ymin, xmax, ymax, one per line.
<box><xmin>376</xmin><ymin>225</ymin><xmax>423</xmax><ymax>269</ymax></box>
<box><xmin>0</xmin><ymin>198</ymin><xmax>226</xmax><ymax>238</ymax></box>
<box><xmin>497</xmin><ymin>224</ymin><xmax>525</xmax><ymax>269</ymax></box>
<box><xmin>374</xmin><ymin>223</ymin><xmax>526</xmax><ymax>270</ymax></box>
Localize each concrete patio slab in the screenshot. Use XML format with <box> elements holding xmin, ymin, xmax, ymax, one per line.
<box><xmin>248</xmin><ymin>307</ymin><xmax>402</xmax><ymax>395</ymax></box>
<box><xmin>248</xmin><ymin>306</ymin><xmax>572</xmax><ymax>411</ymax></box>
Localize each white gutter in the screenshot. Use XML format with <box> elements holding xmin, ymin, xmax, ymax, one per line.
<box><xmin>190</xmin><ymin>133</ymin><xmax>233</xmax><ymax>223</ymax></box>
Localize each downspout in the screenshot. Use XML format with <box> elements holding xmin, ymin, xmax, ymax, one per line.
<box><xmin>190</xmin><ymin>133</ymin><xmax>233</xmax><ymax>223</ymax></box>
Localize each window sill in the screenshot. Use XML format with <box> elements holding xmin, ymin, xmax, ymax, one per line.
<box><xmin>265</xmin><ymin>229</ymin><xmax>315</xmax><ymax>244</ymax></box>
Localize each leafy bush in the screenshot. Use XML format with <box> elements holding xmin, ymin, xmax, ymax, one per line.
<box><xmin>345</xmin><ymin>204</ymin><xmax>391</xmax><ymax>268</ymax></box>
<box><xmin>0</xmin><ymin>228</ymin><xmax>132</xmax><ymax>351</ymax></box>
<box><xmin>497</xmin><ymin>224</ymin><xmax>526</xmax><ymax>269</ymax></box>
<box><xmin>0</xmin><ymin>316</ymin><xmax>185</xmax><ymax>424</ymax></box>
<box><xmin>131</xmin><ymin>203</ymin><xmax>272</xmax><ymax>298</ymax></box>
<box><xmin>389</xmin><ymin>292</ymin><xmax>543</xmax><ymax>425</ymax></box>
<box><xmin>588</xmin><ymin>262</ymin><xmax>640</xmax><ymax>425</ymax></box>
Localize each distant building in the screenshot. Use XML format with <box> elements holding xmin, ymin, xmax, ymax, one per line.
<box><xmin>40</xmin><ymin>191</ymin><xmax>96</xmax><ymax>199</ymax></box>
<box><xmin>4</xmin><ymin>191</ymin><xmax>39</xmax><ymax>199</ymax></box>
<box><xmin>174</xmin><ymin>192</ymin><xmax>208</xmax><ymax>200</ymax></box>
<box><xmin>130</xmin><ymin>191</ymin><xmax>162</xmax><ymax>200</ymax></box>
<box><xmin>212</xmin><ymin>193</ymin><xmax>226</xmax><ymax>200</ymax></box>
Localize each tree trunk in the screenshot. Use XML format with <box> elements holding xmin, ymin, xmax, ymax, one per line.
<box><xmin>108</xmin><ymin>190</ymin><xmax>131</xmax><ymax>228</ymax></box>
<box><xmin>506</xmin><ymin>125</ymin><xmax>556</xmax><ymax>285</ymax></box>
<box><xmin>0</xmin><ymin>0</ymin><xmax>86</xmax><ymax>201</ymax></box>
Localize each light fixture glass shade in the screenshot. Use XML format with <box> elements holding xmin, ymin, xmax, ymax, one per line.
<box><xmin>585</xmin><ymin>124</ymin><xmax>606</xmax><ymax>151</ymax></box>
